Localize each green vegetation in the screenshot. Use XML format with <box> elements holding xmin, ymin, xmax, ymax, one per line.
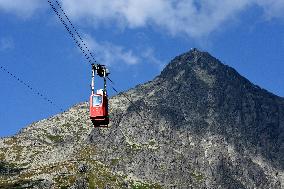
<box><xmin>0</xmin><ymin>142</ymin><xmax>163</xmax><ymax>189</ymax></box>
<box><xmin>88</xmin><ymin>174</ymin><xmax>96</xmax><ymax>189</ymax></box>
<box><xmin>191</xmin><ymin>171</ymin><xmax>204</xmax><ymax>182</ymax></box>
<box><xmin>46</xmin><ymin>134</ymin><xmax>63</xmax><ymax>143</ymax></box>
<box><xmin>131</xmin><ymin>181</ymin><xmax>162</xmax><ymax>189</ymax></box>
<box><xmin>3</xmin><ymin>137</ymin><xmax>18</xmax><ymax>145</ymax></box>
<box><xmin>74</xmin><ymin>145</ymin><xmax>127</xmax><ymax>188</ymax></box>
<box><xmin>0</xmin><ymin>161</ymin><xmax>22</xmax><ymax>174</ymax></box>
<box><xmin>110</xmin><ymin>158</ymin><xmax>120</xmax><ymax>166</ymax></box>
<box><xmin>159</xmin><ymin>164</ymin><xmax>166</xmax><ymax>171</ymax></box>
<box><xmin>148</xmin><ymin>140</ymin><xmax>156</xmax><ymax>146</ymax></box>
<box><xmin>0</xmin><ymin>149</ymin><xmax>6</xmax><ymax>160</ymax></box>
<box><xmin>10</xmin><ymin>145</ymin><xmax>23</xmax><ymax>161</ymax></box>
<box><xmin>53</xmin><ymin>174</ymin><xmax>76</xmax><ymax>189</ymax></box>
<box><xmin>0</xmin><ymin>179</ymin><xmax>43</xmax><ymax>189</ymax></box>
<box><xmin>0</xmin><ymin>162</ymin><xmax>30</xmax><ymax>188</ymax></box>
<box><xmin>61</xmin><ymin>123</ymin><xmax>71</xmax><ymax>128</ymax></box>
<box><xmin>128</xmin><ymin>143</ymin><xmax>142</xmax><ymax>152</ymax></box>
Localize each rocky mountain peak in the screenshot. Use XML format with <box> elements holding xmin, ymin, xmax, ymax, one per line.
<box><xmin>160</xmin><ymin>48</ymin><xmax>221</xmax><ymax>80</ymax></box>
<box><xmin>157</xmin><ymin>48</ymin><xmax>276</xmax><ymax>104</ymax></box>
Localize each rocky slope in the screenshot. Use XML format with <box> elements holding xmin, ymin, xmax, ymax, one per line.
<box><xmin>0</xmin><ymin>49</ymin><xmax>283</xmax><ymax>188</ymax></box>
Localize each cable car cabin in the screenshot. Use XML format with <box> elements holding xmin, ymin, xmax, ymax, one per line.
<box><xmin>89</xmin><ymin>89</ymin><xmax>109</xmax><ymax>127</ymax></box>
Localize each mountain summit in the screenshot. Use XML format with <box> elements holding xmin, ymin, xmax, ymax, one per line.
<box><xmin>1</xmin><ymin>49</ymin><xmax>283</xmax><ymax>188</ymax></box>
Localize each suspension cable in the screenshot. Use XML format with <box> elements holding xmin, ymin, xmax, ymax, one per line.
<box><xmin>108</xmin><ymin>78</ymin><xmax>155</xmax><ymax>126</ymax></box>
<box><xmin>54</xmin><ymin>0</ymin><xmax>97</xmax><ymax>63</ymax></box>
<box><xmin>0</xmin><ymin>65</ymin><xmax>64</xmax><ymax>112</ymax></box>
<box><xmin>110</xmin><ymin>86</ymin><xmax>144</xmax><ymax>119</ymax></box>
<box><xmin>107</xmin><ymin>76</ymin><xmax>114</xmax><ymax>84</ymax></box>
<box><xmin>48</xmin><ymin>0</ymin><xmax>92</xmax><ymax>65</ymax></box>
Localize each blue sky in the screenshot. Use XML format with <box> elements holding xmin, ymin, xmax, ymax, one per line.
<box><xmin>1</xmin><ymin>0</ymin><xmax>284</xmax><ymax>137</ymax></box>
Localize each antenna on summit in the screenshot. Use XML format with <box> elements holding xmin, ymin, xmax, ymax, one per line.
<box><xmin>191</xmin><ymin>48</ymin><xmax>198</xmax><ymax>52</ymax></box>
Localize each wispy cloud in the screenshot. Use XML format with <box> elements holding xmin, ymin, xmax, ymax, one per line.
<box><xmin>61</xmin><ymin>0</ymin><xmax>284</xmax><ymax>38</ymax></box>
<box><xmin>256</xmin><ymin>0</ymin><xmax>284</xmax><ymax>20</ymax></box>
<box><xmin>83</xmin><ymin>35</ymin><xmax>139</xmax><ymax>66</ymax></box>
<box><xmin>1</xmin><ymin>0</ymin><xmax>284</xmax><ymax>37</ymax></box>
<box><xmin>0</xmin><ymin>0</ymin><xmax>42</xmax><ymax>18</ymax></box>
<box><xmin>141</xmin><ymin>48</ymin><xmax>165</xmax><ymax>71</ymax></box>
<box><xmin>81</xmin><ymin>35</ymin><xmax>165</xmax><ymax>69</ymax></box>
<box><xmin>0</xmin><ymin>37</ymin><xmax>14</xmax><ymax>51</ymax></box>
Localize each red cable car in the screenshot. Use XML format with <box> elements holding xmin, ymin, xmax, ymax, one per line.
<box><xmin>90</xmin><ymin>89</ymin><xmax>109</xmax><ymax>127</ymax></box>
<box><xmin>89</xmin><ymin>64</ymin><xmax>110</xmax><ymax>127</ymax></box>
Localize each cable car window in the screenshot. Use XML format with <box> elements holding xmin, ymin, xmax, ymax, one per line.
<box><xmin>92</xmin><ymin>96</ymin><xmax>102</xmax><ymax>106</ymax></box>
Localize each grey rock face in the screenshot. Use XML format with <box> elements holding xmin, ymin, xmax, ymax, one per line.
<box><xmin>0</xmin><ymin>49</ymin><xmax>283</xmax><ymax>188</ymax></box>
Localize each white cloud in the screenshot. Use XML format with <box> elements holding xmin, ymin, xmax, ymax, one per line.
<box><xmin>83</xmin><ymin>35</ymin><xmax>139</xmax><ymax>66</ymax></box>
<box><xmin>0</xmin><ymin>0</ymin><xmax>42</xmax><ymax>18</ymax></box>
<box><xmin>81</xmin><ymin>35</ymin><xmax>165</xmax><ymax>69</ymax></box>
<box><xmin>0</xmin><ymin>37</ymin><xmax>14</xmax><ymax>51</ymax></box>
<box><xmin>1</xmin><ymin>0</ymin><xmax>284</xmax><ymax>37</ymax></box>
<box><xmin>256</xmin><ymin>0</ymin><xmax>284</xmax><ymax>19</ymax></box>
<box><xmin>141</xmin><ymin>48</ymin><xmax>165</xmax><ymax>71</ymax></box>
<box><xmin>61</xmin><ymin>0</ymin><xmax>284</xmax><ymax>38</ymax></box>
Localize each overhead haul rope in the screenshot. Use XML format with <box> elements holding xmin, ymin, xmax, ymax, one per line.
<box><xmin>48</xmin><ymin>0</ymin><xmax>92</xmax><ymax>65</ymax></box>
<box><xmin>54</xmin><ymin>0</ymin><xmax>97</xmax><ymax>63</ymax></box>
<box><xmin>0</xmin><ymin>65</ymin><xmax>64</xmax><ymax>112</ymax></box>
<box><xmin>106</xmin><ymin>73</ymin><xmax>145</xmax><ymax>118</ymax></box>
<box><xmin>110</xmin><ymin>86</ymin><xmax>144</xmax><ymax>119</ymax></box>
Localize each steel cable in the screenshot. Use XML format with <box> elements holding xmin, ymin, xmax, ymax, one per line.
<box><xmin>0</xmin><ymin>65</ymin><xmax>64</xmax><ymax>112</ymax></box>
<box><xmin>48</xmin><ymin>1</ymin><xmax>92</xmax><ymax>65</ymax></box>
<box><xmin>54</xmin><ymin>0</ymin><xmax>97</xmax><ymax>63</ymax></box>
